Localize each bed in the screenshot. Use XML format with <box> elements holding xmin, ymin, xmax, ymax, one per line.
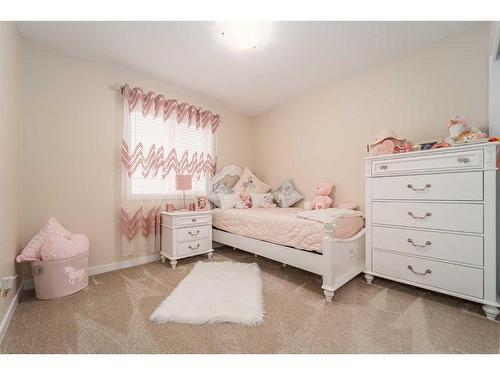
<box><xmin>213</xmin><ymin>207</ymin><xmax>364</xmax><ymax>252</ymax></box>
<box><xmin>210</xmin><ymin>165</ymin><xmax>366</xmax><ymax>301</ymax></box>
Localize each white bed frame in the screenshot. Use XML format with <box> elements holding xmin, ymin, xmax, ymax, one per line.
<box><xmin>210</xmin><ymin>165</ymin><xmax>366</xmax><ymax>301</ymax></box>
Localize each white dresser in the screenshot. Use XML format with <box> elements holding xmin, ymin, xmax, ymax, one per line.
<box><xmin>160</xmin><ymin>210</ymin><xmax>213</xmax><ymax>269</ymax></box>
<box><xmin>364</xmin><ymin>142</ymin><xmax>500</xmax><ymax>320</ymax></box>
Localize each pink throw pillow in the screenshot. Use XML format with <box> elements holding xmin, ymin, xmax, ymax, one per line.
<box><xmin>16</xmin><ymin>217</ymin><xmax>73</xmax><ymax>263</ymax></box>
<box><xmin>40</xmin><ymin>234</ymin><xmax>89</xmax><ymax>262</ymax></box>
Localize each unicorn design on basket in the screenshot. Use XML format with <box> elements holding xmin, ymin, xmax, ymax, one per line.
<box><xmin>63</xmin><ymin>266</ymin><xmax>86</xmax><ymax>285</ymax></box>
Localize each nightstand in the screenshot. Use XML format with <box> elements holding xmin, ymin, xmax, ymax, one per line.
<box><xmin>159</xmin><ymin>210</ymin><xmax>213</xmax><ymax>269</ymax></box>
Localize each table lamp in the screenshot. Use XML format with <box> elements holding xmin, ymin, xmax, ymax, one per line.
<box><xmin>175</xmin><ymin>174</ymin><xmax>192</xmax><ymax>210</ymax></box>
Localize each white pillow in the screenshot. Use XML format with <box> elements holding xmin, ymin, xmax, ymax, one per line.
<box><xmin>250</xmin><ymin>193</ymin><xmax>267</xmax><ymax>208</ymax></box>
<box><xmin>208</xmin><ymin>182</ymin><xmax>234</xmax><ymax>208</ymax></box>
<box><xmin>232</xmin><ymin>166</ymin><xmax>271</xmax><ymax>194</ymax></box>
<box><xmin>218</xmin><ymin>194</ymin><xmax>239</xmax><ymax>210</ymax></box>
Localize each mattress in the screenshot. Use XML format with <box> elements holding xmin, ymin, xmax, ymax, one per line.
<box><xmin>212</xmin><ymin>207</ymin><xmax>364</xmax><ymax>253</ymax></box>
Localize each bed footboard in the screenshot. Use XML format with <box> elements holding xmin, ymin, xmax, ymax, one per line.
<box><xmin>321</xmin><ymin>224</ymin><xmax>366</xmax><ymax>301</ymax></box>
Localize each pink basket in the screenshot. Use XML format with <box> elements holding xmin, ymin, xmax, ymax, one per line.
<box><xmin>31</xmin><ymin>250</ymin><xmax>89</xmax><ymax>300</ymax></box>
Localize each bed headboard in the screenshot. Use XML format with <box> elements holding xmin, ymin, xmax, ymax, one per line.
<box><xmin>209</xmin><ymin>165</ymin><xmax>242</xmax><ymax>193</ymax></box>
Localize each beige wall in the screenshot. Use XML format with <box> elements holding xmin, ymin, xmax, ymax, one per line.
<box><xmin>250</xmin><ymin>24</ymin><xmax>491</xmax><ymax>210</ymax></box>
<box><xmin>21</xmin><ymin>41</ymin><xmax>252</xmax><ymax>268</ymax></box>
<box><xmin>0</xmin><ymin>23</ymin><xmax>21</xmax><ymax>330</ymax></box>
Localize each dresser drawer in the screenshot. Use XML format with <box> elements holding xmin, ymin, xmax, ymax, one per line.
<box><xmin>371</xmin><ymin>172</ymin><xmax>483</xmax><ymax>201</ymax></box>
<box><xmin>177</xmin><ymin>225</ymin><xmax>211</xmax><ymax>243</ymax></box>
<box><xmin>372</xmin><ymin>226</ymin><xmax>483</xmax><ymax>266</ymax></box>
<box><xmin>371</xmin><ymin>201</ymin><xmax>483</xmax><ymax>233</ymax></box>
<box><xmin>177</xmin><ymin>239</ymin><xmax>212</xmax><ymax>257</ymax></box>
<box><xmin>372</xmin><ymin>250</ymin><xmax>483</xmax><ymax>298</ymax></box>
<box><xmin>372</xmin><ymin>149</ymin><xmax>483</xmax><ymax>175</ymax></box>
<box><xmin>177</xmin><ymin>214</ymin><xmax>211</xmax><ymax>228</ymax></box>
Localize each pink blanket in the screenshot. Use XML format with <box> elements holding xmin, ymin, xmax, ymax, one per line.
<box><xmin>213</xmin><ymin>207</ymin><xmax>364</xmax><ymax>253</ymax></box>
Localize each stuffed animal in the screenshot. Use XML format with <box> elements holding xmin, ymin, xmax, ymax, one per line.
<box><xmin>236</xmin><ymin>193</ymin><xmax>252</xmax><ymax>209</ymax></box>
<box><xmin>304</xmin><ymin>182</ymin><xmax>334</xmax><ymax>210</ymax></box>
<box><xmin>445</xmin><ymin>116</ymin><xmax>487</xmax><ymax>145</ymax></box>
<box><xmin>260</xmin><ymin>194</ymin><xmax>276</xmax><ymax>208</ymax></box>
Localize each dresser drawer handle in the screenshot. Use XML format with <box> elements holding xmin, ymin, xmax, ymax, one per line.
<box><xmin>191</xmin><ymin>218</ymin><xmax>197</xmax><ymax>222</ymax></box>
<box><xmin>407</xmin><ymin>211</ymin><xmax>432</xmax><ymax>220</ymax></box>
<box><xmin>188</xmin><ymin>244</ymin><xmax>200</xmax><ymax>250</ymax></box>
<box><xmin>407</xmin><ymin>238</ymin><xmax>432</xmax><ymax>248</ymax></box>
<box><xmin>407</xmin><ymin>265</ymin><xmax>432</xmax><ymax>276</ymax></box>
<box><xmin>379</xmin><ymin>164</ymin><xmax>388</xmax><ymax>170</ymax></box>
<box><xmin>407</xmin><ymin>183</ymin><xmax>431</xmax><ymax>191</ymax></box>
<box><xmin>188</xmin><ymin>230</ymin><xmax>200</xmax><ymax>236</ymax></box>
<box><xmin>457</xmin><ymin>157</ymin><xmax>470</xmax><ymax>164</ymax></box>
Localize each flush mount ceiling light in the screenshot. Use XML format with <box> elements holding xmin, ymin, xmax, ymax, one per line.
<box><xmin>214</xmin><ymin>22</ymin><xmax>272</xmax><ymax>51</ymax></box>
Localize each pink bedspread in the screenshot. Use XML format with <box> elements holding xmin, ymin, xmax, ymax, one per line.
<box><xmin>212</xmin><ymin>208</ymin><xmax>364</xmax><ymax>253</ymax></box>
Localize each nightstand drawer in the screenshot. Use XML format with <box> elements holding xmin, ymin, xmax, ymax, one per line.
<box><xmin>178</xmin><ymin>214</ymin><xmax>211</xmax><ymax>227</ymax></box>
<box><xmin>177</xmin><ymin>239</ymin><xmax>211</xmax><ymax>257</ymax></box>
<box><xmin>177</xmin><ymin>225</ymin><xmax>210</xmax><ymax>243</ymax></box>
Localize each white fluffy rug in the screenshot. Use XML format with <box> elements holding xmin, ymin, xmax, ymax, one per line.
<box><xmin>150</xmin><ymin>261</ymin><xmax>264</xmax><ymax>325</ymax></box>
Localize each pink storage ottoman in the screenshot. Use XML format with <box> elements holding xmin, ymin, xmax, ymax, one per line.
<box><xmin>31</xmin><ymin>250</ymin><xmax>89</xmax><ymax>300</ymax></box>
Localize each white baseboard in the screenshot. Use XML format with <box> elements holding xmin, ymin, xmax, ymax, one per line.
<box><xmin>0</xmin><ymin>282</ymin><xmax>24</xmax><ymax>344</ymax></box>
<box><xmin>23</xmin><ymin>253</ymin><xmax>161</xmax><ymax>291</ymax></box>
<box><xmin>88</xmin><ymin>253</ymin><xmax>161</xmax><ymax>276</ymax></box>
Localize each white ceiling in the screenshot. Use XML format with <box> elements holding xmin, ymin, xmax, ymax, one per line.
<box><xmin>17</xmin><ymin>21</ymin><xmax>482</xmax><ymax>116</ymax></box>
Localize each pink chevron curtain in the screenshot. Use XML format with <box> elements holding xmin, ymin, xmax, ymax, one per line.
<box><xmin>120</xmin><ymin>85</ymin><xmax>219</xmax><ymax>255</ymax></box>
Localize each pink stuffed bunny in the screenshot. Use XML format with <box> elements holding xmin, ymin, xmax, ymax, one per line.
<box><xmin>304</xmin><ymin>182</ymin><xmax>334</xmax><ymax>210</ymax></box>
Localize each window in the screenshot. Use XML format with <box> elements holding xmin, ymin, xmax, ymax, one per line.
<box><xmin>127</xmin><ymin>111</ymin><xmax>214</xmax><ymax>199</ymax></box>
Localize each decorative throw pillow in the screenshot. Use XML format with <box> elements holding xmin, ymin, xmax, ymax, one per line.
<box><xmin>249</xmin><ymin>193</ymin><xmax>267</xmax><ymax>208</ymax></box>
<box><xmin>232</xmin><ymin>166</ymin><xmax>271</xmax><ymax>194</ymax></box>
<box><xmin>16</xmin><ymin>217</ymin><xmax>73</xmax><ymax>263</ymax></box>
<box><xmin>40</xmin><ymin>234</ymin><xmax>89</xmax><ymax>262</ymax></box>
<box><xmin>219</xmin><ymin>194</ymin><xmax>239</xmax><ymax>210</ymax></box>
<box><xmin>208</xmin><ymin>181</ymin><xmax>234</xmax><ymax>208</ymax></box>
<box><xmin>272</xmin><ymin>179</ymin><xmax>304</xmax><ymax>208</ymax></box>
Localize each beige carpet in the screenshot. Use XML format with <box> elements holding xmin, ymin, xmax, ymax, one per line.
<box><xmin>1</xmin><ymin>246</ymin><xmax>499</xmax><ymax>354</ymax></box>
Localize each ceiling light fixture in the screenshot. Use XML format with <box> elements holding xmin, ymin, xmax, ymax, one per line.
<box><xmin>214</xmin><ymin>22</ymin><xmax>272</xmax><ymax>51</ymax></box>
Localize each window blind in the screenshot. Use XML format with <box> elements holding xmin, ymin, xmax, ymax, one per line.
<box><xmin>128</xmin><ymin>111</ymin><xmax>213</xmax><ymax>198</ymax></box>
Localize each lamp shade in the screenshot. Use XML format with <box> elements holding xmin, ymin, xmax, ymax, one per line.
<box><xmin>175</xmin><ymin>174</ymin><xmax>192</xmax><ymax>190</ymax></box>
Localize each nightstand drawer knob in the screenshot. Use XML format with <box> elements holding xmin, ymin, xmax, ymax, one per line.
<box><xmin>191</xmin><ymin>218</ymin><xmax>197</xmax><ymax>222</ymax></box>
<box><xmin>188</xmin><ymin>244</ymin><xmax>200</xmax><ymax>250</ymax></box>
<box><xmin>188</xmin><ymin>230</ymin><xmax>200</xmax><ymax>236</ymax></box>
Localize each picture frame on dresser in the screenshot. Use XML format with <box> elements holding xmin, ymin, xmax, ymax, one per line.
<box><xmin>364</xmin><ymin>142</ymin><xmax>500</xmax><ymax>320</ymax></box>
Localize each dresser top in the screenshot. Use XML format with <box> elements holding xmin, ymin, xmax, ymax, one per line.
<box><xmin>160</xmin><ymin>210</ymin><xmax>212</xmax><ymax>216</ymax></box>
<box><xmin>365</xmin><ymin>141</ymin><xmax>499</xmax><ymax>161</ymax></box>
